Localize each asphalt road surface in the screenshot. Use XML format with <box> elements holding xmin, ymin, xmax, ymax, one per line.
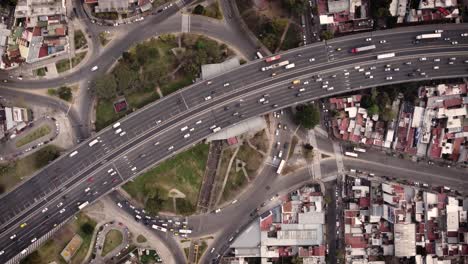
<box><xmin>1</xmin><ymin>25</ymin><xmax>468</xmax><ymax>262</ymax></box>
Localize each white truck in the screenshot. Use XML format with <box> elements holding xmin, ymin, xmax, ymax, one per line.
<box><xmin>416</xmin><ymin>33</ymin><xmax>441</xmax><ymax>40</ymax></box>
<box><xmin>285</xmin><ymin>63</ymin><xmax>295</xmax><ymax>69</ymax></box>
<box><xmin>261</xmin><ymin>60</ymin><xmax>289</xmax><ymax>71</ymax></box>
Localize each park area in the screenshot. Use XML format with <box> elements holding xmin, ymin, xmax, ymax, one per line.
<box><xmin>123</xmin><ymin>143</ymin><xmax>210</xmax><ymax>215</ymax></box>
<box><xmin>15</xmin><ymin>124</ymin><xmax>51</xmax><ymax>148</ymax></box>
<box><xmin>94</xmin><ymin>34</ymin><xmax>233</xmax><ymax>131</ymax></box>
<box><xmin>20</xmin><ymin>213</ymin><xmax>96</xmax><ymax>264</ymax></box>
<box><xmin>0</xmin><ymin>145</ymin><xmax>61</xmax><ymax>194</ymax></box>
<box><xmin>101</xmin><ymin>229</ymin><xmax>123</xmax><ymax>256</ymax></box>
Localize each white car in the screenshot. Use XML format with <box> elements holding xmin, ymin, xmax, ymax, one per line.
<box><xmin>119</xmin><ymin>131</ymin><xmax>126</xmax><ymax>137</ymax></box>
<box><xmin>10</xmin><ymin>234</ymin><xmax>16</xmax><ymax>240</ymax></box>
<box><xmin>115</xmin><ymin>128</ymin><xmax>122</xmax><ymax>134</ymax></box>
<box><xmin>420</xmin><ymin>57</ymin><xmax>427</xmax><ymax>61</ymax></box>
<box><xmin>0</xmin><ymin>250</ymin><xmax>4</xmax><ymax>255</ymax></box>
<box><xmin>223</xmin><ymin>82</ymin><xmax>230</xmax><ymax>87</ymax></box>
<box><xmin>215</xmin><ymin>208</ymin><xmax>221</xmax><ymax>213</ymax></box>
<box><xmin>386</xmin><ymin>76</ymin><xmax>393</xmax><ymax>80</ymax></box>
<box><xmin>435</xmin><ymin>29</ymin><xmax>444</xmax><ymax>33</ymax></box>
<box><xmin>433</xmin><ymin>66</ymin><xmax>439</xmax><ymax>70</ymax></box>
<box><xmin>451</xmin><ymin>41</ymin><xmax>458</xmax><ymax>45</ymax></box>
<box><xmin>366</xmin><ymin>75</ymin><xmax>374</xmax><ymax>79</ymax></box>
<box><xmin>303</xmin><ymin>81</ymin><xmax>309</xmax><ymax>85</ymax></box>
<box><xmin>365</xmin><ymin>38</ymin><xmax>372</xmax><ymax>41</ymax></box>
<box><xmin>31</xmin><ymin>238</ymin><xmax>37</xmax><ymax>243</ymax></box>
<box><xmin>57</xmin><ymin>202</ymin><xmax>63</xmax><ymax>207</ymax></box>
<box><xmin>379</xmin><ymin>40</ymin><xmax>386</xmax><ymax>43</ymax></box>
<box><xmin>196</xmin><ymin>120</ymin><xmax>202</xmax><ymax>125</ymax></box>
<box><xmin>184</xmin><ymin>133</ymin><xmax>190</xmax><ymax>138</ymax></box>
<box><xmin>42</xmin><ymin>207</ymin><xmax>48</xmax><ymax>213</ymax></box>
<box><xmin>393</xmin><ymin>68</ymin><xmax>399</xmax><ymax>71</ymax></box>
<box><xmin>275</xmin><ymin>129</ymin><xmax>279</xmax><ymax>136</ymax></box>
<box><xmin>309</xmin><ymin>58</ymin><xmax>315</xmax><ymax>62</ymax></box>
<box><xmin>434</xmin><ymin>58</ymin><xmax>440</xmax><ymax>62</ymax></box>
<box><xmin>59</xmin><ymin>208</ymin><xmax>66</xmax><ymax>214</ymax></box>
<box><xmin>85</xmin><ymin>187</ymin><xmax>90</xmax><ymax>192</ymax></box>
<box><xmin>204</xmin><ymin>96</ymin><xmax>212</xmax><ymax>101</ymax></box>
<box><xmin>299</xmin><ymin>88</ymin><xmax>305</xmax><ymax>92</ymax></box>
<box><xmin>91</xmin><ymin>66</ymin><xmax>98</xmax><ymax>72</ymax></box>
<box><xmin>384</xmin><ymin>68</ymin><xmax>391</xmax><ymax>72</ymax></box>
<box><xmin>461</xmin><ymin>33</ymin><xmax>468</xmax><ymax>37</ymax></box>
<box><xmin>168</xmin><ymin>146</ymin><xmax>174</xmax><ymax>151</ymax></box>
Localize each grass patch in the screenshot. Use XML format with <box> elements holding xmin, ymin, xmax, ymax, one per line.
<box><xmin>123</xmin><ymin>143</ymin><xmax>210</xmax><ymax>215</ymax></box>
<box><xmin>288</xmin><ymin>135</ymin><xmax>298</xmax><ymax>160</ymax></box>
<box><xmin>0</xmin><ymin>145</ymin><xmax>61</xmax><ymax>193</ymax></box>
<box><xmin>101</xmin><ymin>229</ymin><xmax>123</xmax><ymax>256</ymax></box>
<box><xmin>280</xmin><ymin>23</ymin><xmax>301</xmax><ymax>50</ymax></box>
<box><xmin>72</xmin><ymin>51</ymin><xmax>87</xmax><ymax>67</ymax></box>
<box><xmin>183</xmin><ymin>247</ymin><xmax>190</xmax><ymax>260</ymax></box>
<box><xmin>126</xmin><ymin>91</ymin><xmax>160</xmax><ymax>109</ymax></box>
<box><xmin>35</xmin><ymin>67</ymin><xmax>47</xmax><ymax>77</ymax></box>
<box><xmin>21</xmin><ymin>213</ymin><xmax>96</xmax><ymax>264</ymax></box>
<box><xmin>74</xmin><ymin>30</ymin><xmax>87</xmax><ymax>50</ymax></box>
<box><xmin>93</xmin><ymin>11</ymin><xmax>118</xmax><ymax>20</ymax></box>
<box><xmin>56</xmin><ymin>58</ymin><xmax>71</xmax><ymax>73</ymax></box>
<box><xmin>236</xmin><ymin>143</ymin><xmax>262</xmax><ymax>175</ymax></box>
<box><xmin>15</xmin><ymin>125</ymin><xmax>51</xmax><ymax>148</ymax></box>
<box><xmin>99</xmin><ymin>32</ymin><xmax>111</xmax><ymax>46</ymax></box>
<box><xmin>140</xmin><ymin>249</ymin><xmax>162</xmax><ymax>263</ymax></box>
<box><xmin>193</xmin><ymin>1</ymin><xmax>223</xmax><ymax>19</ymax></box>
<box><xmin>160</xmin><ymin>74</ymin><xmax>194</xmax><ymax>95</ymax></box>
<box><xmin>136</xmin><ymin>234</ymin><xmax>147</xmax><ymax>243</ymax></box>
<box><xmin>95</xmin><ymin>99</ymin><xmax>126</xmax><ymax>131</ymax></box>
<box><xmin>195</xmin><ymin>241</ymin><xmax>208</xmax><ymax>263</ymax></box>
<box><xmin>249</xmin><ymin>130</ymin><xmax>268</xmax><ymax>153</ymax></box>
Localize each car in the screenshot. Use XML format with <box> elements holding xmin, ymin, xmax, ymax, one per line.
<box><xmin>215</xmin><ymin>208</ymin><xmax>221</xmax><ymax>213</ymax></box>
<box><xmin>331</xmin><ymin>74</ymin><xmax>337</xmax><ymax>78</ymax></box>
<box><xmin>0</xmin><ymin>250</ymin><xmax>4</xmax><ymax>255</ymax></box>
<box><xmin>451</xmin><ymin>41</ymin><xmax>458</xmax><ymax>45</ymax></box>
<box><xmin>10</xmin><ymin>234</ymin><xmax>16</xmax><ymax>240</ymax></box>
<box><xmin>379</xmin><ymin>40</ymin><xmax>387</xmax><ymax>43</ymax></box>
<box><xmin>31</xmin><ymin>238</ymin><xmax>37</xmax><ymax>243</ymax></box>
<box><xmin>57</xmin><ymin>202</ymin><xmax>63</xmax><ymax>207</ymax></box>
<box><xmin>420</xmin><ymin>72</ymin><xmax>426</xmax><ymax>76</ymax></box>
<box><xmin>358</xmin><ymin>68</ymin><xmax>365</xmax><ymax>72</ymax></box>
<box><xmin>405</xmin><ymin>61</ymin><xmax>412</xmax><ymax>65</ymax></box>
<box><xmin>365</xmin><ymin>71</ymin><xmax>370</xmax><ymax>76</ymax></box>
<box><xmin>465</xmin><ymin>60</ymin><xmax>468</xmax><ymax>64</ymax></box>
<box><xmin>461</xmin><ymin>33</ymin><xmax>468</xmax><ymax>37</ymax></box>
<box><xmin>223</xmin><ymin>82</ymin><xmax>230</xmax><ymax>87</ymax></box>
<box><xmin>309</xmin><ymin>58</ymin><xmax>315</xmax><ymax>62</ymax></box>
<box><xmin>384</xmin><ymin>68</ymin><xmax>391</xmax><ymax>72</ymax></box>
<box><xmin>420</xmin><ymin>57</ymin><xmax>427</xmax><ymax>61</ymax></box>
<box><xmin>434</xmin><ymin>58</ymin><xmax>440</xmax><ymax>62</ymax></box>
<box><xmin>210</xmin><ymin>248</ymin><xmax>215</xmax><ymax>254</ymax></box>
<box><xmin>444</xmin><ymin>37</ymin><xmax>450</xmax><ymax>41</ymax></box>
<box><xmin>296</xmin><ymin>93</ymin><xmax>302</xmax><ymax>97</ymax></box>
<box><xmin>449</xmin><ymin>61</ymin><xmax>454</xmax><ymax>65</ymax></box>
<box><xmin>204</xmin><ymin>96</ymin><xmax>212</xmax><ymax>101</ymax></box>
<box><xmin>91</xmin><ymin>65</ymin><xmax>99</xmax><ymax>72</ymax></box>
<box><xmin>386</xmin><ymin>76</ymin><xmax>393</xmax><ymax>80</ymax></box>
<box><xmin>365</xmin><ymin>38</ymin><xmax>372</xmax><ymax>41</ymax></box>
<box><xmin>370</xmin><ymin>66</ymin><xmax>376</xmax><ymax>70</ymax></box>
<box><xmin>271</xmin><ymin>72</ymin><xmax>277</xmax><ymax>77</ymax></box>
<box><xmin>20</xmin><ymin>223</ymin><xmax>27</xmax><ymax>228</ymax></box>
<box><xmin>435</xmin><ymin>29</ymin><xmax>444</xmax><ymax>33</ymax></box>
<box><xmin>303</xmin><ymin>81</ymin><xmax>309</xmax><ymax>85</ymax></box>
<box><xmin>336</xmin><ymin>48</ymin><xmax>342</xmax><ymax>51</ymax></box>
<box><xmin>42</xmin><ymin>208</ymin><xmax>48</xmax><ymax>213</ymax></box>
<box><xmin>168</xmin><ymin>146</ymin><xmax>174</xmax><ymax>151</ymax></box>
<box><xmin>299</xmin><ymin>88</ymin><xmax>305</xmax><ymax>92</ymax></box>
<box><xmin>275</xmin><ymin>129</ymin><xmax>279</xmax><ymax>136</ymax></box>
<box><xmin>206</xmin><ymin>81</ymin><xmax>212</xmax><ymax>85</ymax></box>
<box><xmin>366</xmin><ymin>75</ymin><xmax>374</xmax><ymax>79</ymax></box>
<box><xmin>393</xmin><ymin>68</ymin><xmax>399</xmax><ymax>71</ymax></box>
<box><xmin>184</xmin><ymin>133</ymin><xmax>190</xmax><ymax>138</ymax></box>
<box><xmin>283</xmin><ymin>125</ymin><xmax>287</xmax><ymax>130</ymax></box>
<box><xmin>433</xmin><ymin>66</ymin><xmax>439</xmax><ymax>70</ymax></box>
<box><xmin>413</xmin><ymin>40</ymin><xmax>420</xmax><ymax>44</ymax></box>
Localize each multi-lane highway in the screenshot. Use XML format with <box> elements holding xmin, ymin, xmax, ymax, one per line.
<box><xmin>1</xmin><ymin>24</ymin><xmax>468</xmax><ymax>262</ymax></box>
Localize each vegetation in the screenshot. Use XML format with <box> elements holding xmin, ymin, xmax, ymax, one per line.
<box><xmin>294</xmin><ymin>104</ymin><xmax>320</xmax><ymax>129</ymax></box>
<box><xmin>56</xmin><ymin>58</ymin><xmax>71</xmax><ymax>73</ymax></box>
<box><xmin>99</xmin><ymin>32</ymin><xmax>111</xmax><ymax>46</ymax></box>
<box><xmin>101</xmin><ymin>229</ymin><xmax>123</xmax><ymax>256</ymax></box>
<box><xmin>136</xmin><ymin>234</ymin><xmax>147</xmax><ymax>243</ymax></box>
<box><xmin>123</xmin><ymin>143</ymin><xmax>210</xmax><ymax>215</ymax></box>
<box><xmin>16</xmin><ymin>125</ymin><xmax>51</xmax><ymax>147</ymax></box>
<box><xmin>74</xmin><ymin>30</ymin><xmax>87</xmax><ymax>50</ymax></box>
<box><xmin>281</xmin><ymin>24</ymin><xmax>301</xmax><ymax>50</ymax></box>
<box><xmin>72</xmin><ymin>52</ymin><xmax>87</xmax><ymax>67</ymax></box>
<box><xmin>370</xmin><ymin>0</ymin><xmax>392</xmax><ymax>18</ymax></box>
<box><xmin>48</xmin><ymin>86</ymin><xmax>73</xmax><ymax>101</ymax></box>
<box><xmin>0</xmin><ymin>145</ymin><xmax>61</xmax><ymax>193</ymax></box>
<box><xmin>20</xmin><ymin>213</ymin><xmax>96</xmax><ymax>264</ymax></box>
<box><xmin>281</xmin><ymin>0</ymin><xmax>307</xmax><ymax>15</ymax></box>
<box><xmin>35</xmin><ymin>67</ymin><xmax>46</xmax><ymax>77</ymax></box>
<box><xmin>360</xmin><ymin>88</ymin><xmax>399</xmax><ymax>122</ymax></box>
<box><xmin>94</xmin><ymin>34</ymin><xmax>230</xmax><ymax>131</ymax></box>
<box><xmin>321</xmin><ymin>30</ymin><xmax>334</xmax><ymax>40</ymax></box>
<box><xmin>193</xmin><ymin>1</ymin><xmax>223</xmax><ymax>19</ymax></box>
<box><xmin>93</xmin><ymin>11</ymin><xmax>118</xmax><ymax>20</ymax></box>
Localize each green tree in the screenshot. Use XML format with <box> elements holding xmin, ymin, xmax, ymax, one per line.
<box><xmin>80</xmin><ymin>223</ymin><xmax>94</xmax><ymax>235</ymax></box>
<box><xmin>20</xmin><ymin>251</ymin><xmax>41</xmax><ymax>264</ymax></box>
<box><xmin>295</xmin><ymin>104</ymin><xmax>320</xmax><ymax>129</ymax></box>
<box><xmin>380</xmin><ymin>107</ymin><xmax>395</xmax><ymax>121</ymax></box>
<box><xmin>113</xmin><ymin>64</ymin><xmax>138</xmax><ymax>94</ymax></box>
<box><xmin>282</xmin><ymin>0</ymin><xmax>307</xmax><ymax>14</ymax></box>
<box><xmin>321</xmin><ymin>30</ymin><xmax>334</xmax><ymax>40</ymax></box>
<box><xmin>193</xmin><ymin>4</ymin><xmax>205</xmax><ymax>15</ymax></box>
<box><xmin>93</xmin><ymin>74</ymin><xmax>117</xmax><ymax>100</ymax></box>
<box><xmin>57</xmin><ymin>86</ymin><xmax>72</xmax><ymax>101</ymax></box>
<box><xmin>368</xmin><ymin>104</ymin><xmax>379</xmax><ymax>116</ymax></box>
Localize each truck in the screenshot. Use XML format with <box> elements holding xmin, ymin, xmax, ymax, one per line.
<box><xmin>276</xmin><ymin>159</ymin><xmax>286</xmax><ymax>174</ymax></box>
<box><xmin>152</xmin><ymin>225</ymin><xmax>167</xmax><ymax>233</ymax></box>
<box><xmin>285</xmin><ymin>63</ymin><xmax>295</xmax><ymax>69</ymax></box>
<box><xmin>261</xmin><ymin>60</ymin><xmax>289</xmax><ymax>71</ymax></box>
<box><xmin>292</xmin><ymin>79</ymin><xmax>301</xmax><ymax>85</ymax></box>
<box><xmin>78</xmin><ymin>201</ymin><xmax>89</xmax><ymax>210</ymax></box>
<box><xmin>416</xmin><ymin>33</ymin><xmax>441</xmax><ymax>40</ymax></box>
<box><xmin>377</xmin><ymin>53</ymin><xmax>395</xmax><ymax>59</ymax></box>
<box><xmin>265</xmin><ymin>55</ymin><xmax>281</xmax><ymax>63</ymax></box>
<box><xmin>351</xmin><ymin>45</ymin><xmax>376</xmax><ymax>53</ymax></box>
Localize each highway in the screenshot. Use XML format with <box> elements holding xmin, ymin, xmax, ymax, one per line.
<box><xmin>1</xmin><ymin>25</ymin><xmax>468</xmax><ymax>262</ymax></box>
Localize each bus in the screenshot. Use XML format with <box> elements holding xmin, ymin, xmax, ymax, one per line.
<box><xmin>88</xmin><ymin>139</ymin><xmax>99</xmax><ymax>147</ymax></box>
<box><xmin>377</xmin><ymin>53</ymin><xmax>395</xmax><ymax>59</ymax></box>
<box><xmin>353</xmin><ymin>147</ymin><xmax>367</xmax><ymax>153</ymax></box>
<box><xmin>344</xmin><ymin>152</ymin><xmax>358</xmax><ymax>158</ymax></box>
<box><xmin>179</xmin><ymin>229</ymin><xmax>193</xmax><ymax>234</ymax></box>
<box><xmin>152</xmin><ymin>225</ymin><xmax>167</xmax><ymax>233</ymax></box>
<box><xmin>276</xmin><ymin>159</ymin><xmax>286</xmax><ymax>174</ymax></box>
<box><xmin>265</xmin><ymin>55</ymin><xmax>281</xmax><ymax>63</ymax></box>
<box><xmin>256</xmin><ymin>51</ymin><xmax>264</xmax><ymax>59</ymax></box>
<box><xmin>416</xmin><ymin>33</ymin><xmax>441</xmax><ymax>40</ymax></box>
<box><xmin>78</xmin><ymin>201</ymin><xmax>89</xmax><ymax>210</ymax></box>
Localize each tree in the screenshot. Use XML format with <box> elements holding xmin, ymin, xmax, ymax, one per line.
<box><xmin>57</xmin><ymin>86</ymin><xmax>72</xmax><ymax>101</ymax></box>
<box><xmin>295</xmin><ymin>104</ymin><xmax>320</xmax><ymax>129</ymax></box>
<box><xmin>321</xmin><ymin>30</ymin><xmax>334</xmax><ymax>40</ymax></box>
<box><xmin>93</xmin><ymin>74</ymin><xmax>117</xmax><ymax>100</ymax></box>
<box><xmin>282</xmin><ymin>0</ymin><xmax>307</xmax><ymax>14</ymax></box>
<box><xmin>193</xmin><ymin>4</ymin><xmax>205</xmax><ymax>15</ymax></box>
<box><xmin>113</xmin><ymin>64</ymin><xmax>138</xmax><ymax>94</ymax></box>
<box><xmin>80</xmin><ymin>223</ymin><xmax>94</xmax><ymax>235</ymax></box>
<box><xmin>368</xmin><ymin>104</ymin><xmax>379</xmax><ymax>116</ymax></box>
<box><xmin>380</xmin><ymin>107</ymin><xmax>395</xmax><ymax>121</ymax></box>
<box><xmin>20</xmin><ymin>251</ymin><xmax>41</xmax><ymax>264</ymax></box>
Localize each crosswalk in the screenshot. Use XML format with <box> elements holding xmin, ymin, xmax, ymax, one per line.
<box><xmin>181</xmin><ymin>14</ymin><xmax>190</xmax><ymax>33</ymax></box>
